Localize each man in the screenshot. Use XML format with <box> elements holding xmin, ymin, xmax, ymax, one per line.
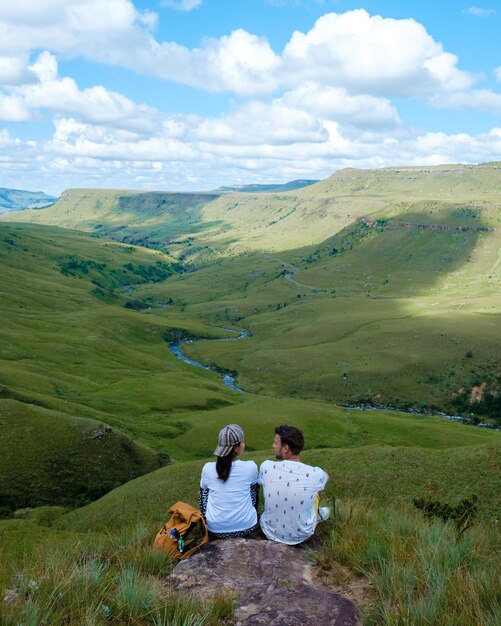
<box><xmin>258</xmin><ymin>425</ymin><xmax>330</xmax><ymax>545</ymax></box>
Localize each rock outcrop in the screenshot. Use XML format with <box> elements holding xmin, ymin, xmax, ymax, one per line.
<box><xmin>171</xmin><ymin>538</ymin><xmax>360</xmax><ymax>625</ymax></box>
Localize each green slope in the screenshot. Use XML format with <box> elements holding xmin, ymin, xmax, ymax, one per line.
<box><xmin>0</xmin><ymin>400</ymin><xmax>162</xmax><ymax>517</ymax></box>
<box><xmin>53</xmin><ymin>442</ymin><xmax>501</xmax><ymax>533</ymax></box>
<box><xmin>0</xmin><ymin>223</ymin><xmax>240</xmax><ymax>515</ymax></box>
<box><xmin>6</xmin><ymin>163</ymin><xmax>500</xmax><ymax>257</ymax></box>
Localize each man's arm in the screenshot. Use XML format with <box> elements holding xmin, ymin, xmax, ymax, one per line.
<box><xmin>199</xmin><ymin>488</ymin><xmax>209</xmax><ymax>516</ymax></box>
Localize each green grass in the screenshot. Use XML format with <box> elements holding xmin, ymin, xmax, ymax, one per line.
<box><xmin>0</xmin><ymin>399</ymin><xmax>162</xmax><ymax>517</ymax></box>
<box><xmin>317</xmin><ymin>500</ymin><xmax>501</xmax><ymax>626</ymax></box>
<box><xmin>3</xmin><ymin>220</ymin><xmax>498</xmax><ymax>519</ymax></box>
<box><xmin>51</xmin><ymin>442</ymin><xmax>500</xmax><ymax>534</ymax></box>
<box><xmin>0</xmin><ymin>519</ymin><xmax>233</xmax><ymax>626</ymax></box>
<box><xmin>0</xmin><ymin>223</ymin><xmax>240</xmax><ymax>515</ymax></box>
<box><xmin>153</xmin><ymin>203</ymin><xmax>501</xmax><ymax>417</ymax></box>
<box><xmin>1</xmin><ymin>166</ymin><xmax>501</xmax><ymax>624</ymax></box>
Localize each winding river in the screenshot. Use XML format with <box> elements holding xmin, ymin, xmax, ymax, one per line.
<box><xmin>169</xmin><ymin>331</ymin><xmax>498</xmax><ymax>430</ymax></box>
<box><xmin>169</xmin><ymin>329</ymin><xmax>250</xmax><ymax>393</ymax></box>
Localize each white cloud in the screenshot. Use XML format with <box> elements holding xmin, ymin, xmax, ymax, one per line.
<box><xmin>49</xmin><ymin>116</ymin><xmax>198</xmax><ymax>162</ymax></box>
<box><xmin>2</xmin><ymin>118</ymin><xmax>501</xmax><ymax>196</ymax></box>
<box><xmin>194</xmin><ymin>99</ymin><xmax>328</xmax><ymax>145</ymax></box>
<box><xmin>0</xmin><ymin>92</ymin><xmax>30</xmax><ymax>121</ymax></box>
<box><xmin>0</xmin><ymin>4</ymin><xmax>500</xmax><ymax>194</ymax></box>
<box><xmin>161</xmin><ymin>0</ymin><xmax>203</xmax><ymax>11</ymax></box>
<box><xmin>464</xmin><ymin>7</ymin><xmax>496</xmax><ymax>17</ymax></box>
<box><xmin>280</xmin><ymin>82</ymin><xmax>400</xmax><ymax>127</ymax></box>
<box><xmin>5</xmin><ymin>52</ymin><xmax>162</xmax><ymax>132</ymax></box>
<box><xmin>0</xmin><ymin>55</ymin><xmax>36</xmax><ymax>86</ymax></box>
<box><xmin>138</xmin><ymin>9</ymin><xmax>158</xmax><ymax>30</ymax></box>
<box><xmin>0</xmin><ymin>4</ymin><xmax>477</xmax><ymax>98</ymax></box>
<box><xmin>0</xmin><ymin>1</ymin><xmax>149</xmax><ymax>64</ymax></box>
<box><xmin>495</xmin><ymin>66</ymin><xmax>501</xmax><ymax>81</ymax></box>
<box><xmin>282</xmin><ymin>10</ymin><xmax>474</xmax><ymax>96</ymax></box>
<box><xmin>430</xmin><ymin>89</ymin><xmax>501</xmax><ymax>113</ymax></box>
<box><xmin>132</xmin><ymin>29</ymin><xmax>281</xmax><ymax>95</ymax></box>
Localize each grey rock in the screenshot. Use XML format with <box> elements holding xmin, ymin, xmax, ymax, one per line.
<box><xmin>171</xmin><ymin>538</ymin><xmax>360</xmax><ymax>625</ymax></box>
<box><xmin>85</xmin><ymin>425</ymin><xmax>112</xmax><ymax>439</ymax></box>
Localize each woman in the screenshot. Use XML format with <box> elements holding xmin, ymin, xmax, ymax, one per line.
<box><xmin>199</xmin><ymin>424</ymin><xmax>259</xmax><ymax>538</ymax></box>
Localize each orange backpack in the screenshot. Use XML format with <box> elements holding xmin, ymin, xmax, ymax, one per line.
<box><xmin>153</xmin><ymin>501</ymin><xmax>208</xmax><ymax>560</ymax></box>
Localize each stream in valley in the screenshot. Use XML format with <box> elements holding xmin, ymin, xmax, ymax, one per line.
<box><xmin>169</xmin><ymin>329</ymin><xmax>250</xmax><ymax>393</ymax></box>
<box><xmin>169</xmin><ymin>332</ymin><xmax>498</xmax><ymax>429</ymax></box>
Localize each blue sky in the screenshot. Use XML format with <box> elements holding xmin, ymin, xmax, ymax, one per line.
<box><xmin>0</xmin><ymin>0</ymin><xmax>500</xmax><ymax>194</ymax></box>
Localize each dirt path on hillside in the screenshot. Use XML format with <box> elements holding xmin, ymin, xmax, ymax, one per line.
<box><xmin>266</xmin><ymin>254</ymin><xmax>334</xmax><ymax>293</ymax></box>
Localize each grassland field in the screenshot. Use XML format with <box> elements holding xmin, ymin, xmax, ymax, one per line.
<box><xmin>1</xmin><ymin>165</ymin><xmax>500</xmax><ymax>625</ymax></box>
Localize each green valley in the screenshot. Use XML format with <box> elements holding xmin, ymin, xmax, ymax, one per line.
<box><xmin>1</xmin><ymin>164</ymin><xmax>500</xmax><ymax>625</ymax></box>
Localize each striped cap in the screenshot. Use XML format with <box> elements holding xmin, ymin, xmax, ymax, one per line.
<box><xmin>214</xmin><ymin>424</ymin><xmax>244</xmax><ymax>457</ymax></box>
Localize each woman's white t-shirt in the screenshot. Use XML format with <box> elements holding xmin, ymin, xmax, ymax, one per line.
<box><xmin>200</xmin><ymin>460</ymin><xmax>258</xmax><ymax>533</ymax></box>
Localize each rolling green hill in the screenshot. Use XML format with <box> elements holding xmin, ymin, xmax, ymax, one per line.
<box><xmin>5</xmin><ymin>163</ymin><xmax>499</xmax><ymax>258</ymax></box>
<box><xmin>7</xmin><ymin>164</ymin><xmax>497</xmax><ymax>417</ymax></box>
<box><xmin>0</xmin><ymin>399</ymin><xmax>162</xmax><ymax>517</ymax></box>
<box><xmin>1</xmin><ymin>166</ymin><xmax>501</xmax><ymax>625</ymax></box>
<box><xmin>1</xmin><ymin>217</ymin><xmax>499</xmax><ymax>520</ymax></box>
<box><xmin>53</xmin><ymin>442</ymin><xmax>501</xmax><ymax>534</ymax></box>
<box><xmin>0</xmin><ymin>222</ymin><xmax>237</xmax><ymax>515</ymax></box>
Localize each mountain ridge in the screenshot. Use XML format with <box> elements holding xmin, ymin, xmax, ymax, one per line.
<box><xmin>4</xmin><ymin>162</ymin><xmax>500</xmax><ymax>258</ymax></box>
<box><xmin>0</xmin><ymin>187</ymin><xmax>57</xmax><ymax>214</ymax></box>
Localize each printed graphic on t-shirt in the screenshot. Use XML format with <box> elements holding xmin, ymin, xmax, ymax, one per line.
<box><xmin>258</xmin><ymin>459</ymin><xmax>327</xmax><ymax>544</ymax></box>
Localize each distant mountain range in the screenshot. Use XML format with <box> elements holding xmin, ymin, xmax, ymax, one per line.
<box><xmin>213</xmin><ymin>179</ymin><xmax>319</xmax><ymax>193</ymax></box>
<box><xmin>0</xmin><ymin>187</ymin><xmax>57</xmax><ymax>214</ymax></box>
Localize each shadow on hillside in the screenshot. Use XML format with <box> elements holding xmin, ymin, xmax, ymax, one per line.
<box><xmin>94</xmin><ymin>192</ymin><xmax>226</xmax><ymax>251</ymax></box>
<box><xmin>286</xmin><ymin>207</ymin><xmax>493</xmax><ymax>296</ymax></box>
<box><xmin>174</xmin><ymin>205</ymin><xmax>501</xmax><ymax>415</ymax></box>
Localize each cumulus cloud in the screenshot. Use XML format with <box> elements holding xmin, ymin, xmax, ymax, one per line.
<box><xmin>0</xmin><ymin>4</ymin><xmax>477</xmax><ymax>97</ymax></box>
<box><xmin>464</xmin><ymin>7</ymin><xmax>496</xmax><ymax>16</ymax></box>
<box><xmin>0</xmin><ymin>3</ymin><xmax>500</xmax><ymax>193</ymax></box>
<box><xmin>161</xmin><ymin>0</ymin><xmax>203</xmax><ymax>11</ymax></box>
<box><xmin>430</xmin><ymin>89</ymin><xmax>501</xmax><ymax>113</ymax></box>
<box><xmin>0</xmin><ymin>55</ymin><xmax>37</xmax><ymax>86</ymax></box>
<box><xmin>279</xmin><ymin>82</ymin><xmax>400</xmax><ymax>127</ymax></box>
<box><xmin>495</xmin><ymin>66</ymin><xmax>501</xmax><ymax>81</ymax></box>
<box><xmin>0</xmin><ymin>93</ymin><xmax>30</xmax><ymax>121</ymax></box>
<box><xmin>0</xmin><ymin>0</ymin><xmax>142</xmax><ymax>55</ymax></box>
<box><xmin>282</xmin><ymin>10</ymin><xmax>474</xmax><ymax>96</ymax></box>
<box><xmin>194</xmin><ymin>99</ymin><xmax>328</xmax><ymax>145</ymax></box>
<box><xmin>1</xmin><ymin>52</ymin><xmax>162</xmax><ymax>131</ymax></box>
<box><xmin>2</xmin><ymin>113</ymin><xmax>501</xmax><ymax>195</ymax></box>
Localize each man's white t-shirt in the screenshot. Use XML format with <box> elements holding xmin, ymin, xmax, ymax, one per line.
<box><xmin>258</xmin><ymin>459</ymin><xmax>328</xmax><ymax>545</ymax></box>
<box><xmin>200</xmin><ymin>460</ymin><xmax>258</xmax><ymax>533</ymax></box>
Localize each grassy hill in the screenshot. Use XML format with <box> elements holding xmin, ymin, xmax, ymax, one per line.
<box><xmin>5</xmin><ymin>163</ymin><xmax>500</xmax><ymax>258</ymax></box>
<box><xmin>0</xmin><ymin>399</ymin><xmax>162</xmax><ymax>517</ymax></box>
<box><xmin>134</xmin><ymin>197</ymin><xmax>501</xmax><ymax>417</ymax></box>
<box><xmin>1</xmin><ymin>162</ymin><xmax>501</xmax><ymax>625</ymax></box>
<box><xmin>0</xmin><ymin>222</ymin><xmax>240</xmax><ymax>514</ymax></box>
<box><xmin>1</xmin><ymin>218</ymin><xmax>499</xmax><ymax>520</ymax></box>
<box><xmin>3</xmin><ymin>165</ymin><xmax>500</xmax><ymax>432</ymax></box>
<box><xmin>52</xmin><ymin>442</ymin><xmax>500</xmax><ymax>534</ymax></box>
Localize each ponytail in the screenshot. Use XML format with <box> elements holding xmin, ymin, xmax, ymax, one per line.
<box><xmin>216</xmin><ymin>446</ymin><xmax>239</xmax><ymax>482</ymax></box>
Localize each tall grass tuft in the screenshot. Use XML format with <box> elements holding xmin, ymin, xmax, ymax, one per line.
<box><xmin>318</xmin><ymin>500</ymin><xmax>501</xmax><ymax>626</ymax></box>
<box><xmin>1</xmin><ymin>525</ymin><xmax>231</xmax><ymax>625</ymax></box>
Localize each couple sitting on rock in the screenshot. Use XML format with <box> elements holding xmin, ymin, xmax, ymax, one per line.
<box><xmin>199</xmin><ymin>424</ymin><xmax>330</xmax><ymax>545</ymax></box>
